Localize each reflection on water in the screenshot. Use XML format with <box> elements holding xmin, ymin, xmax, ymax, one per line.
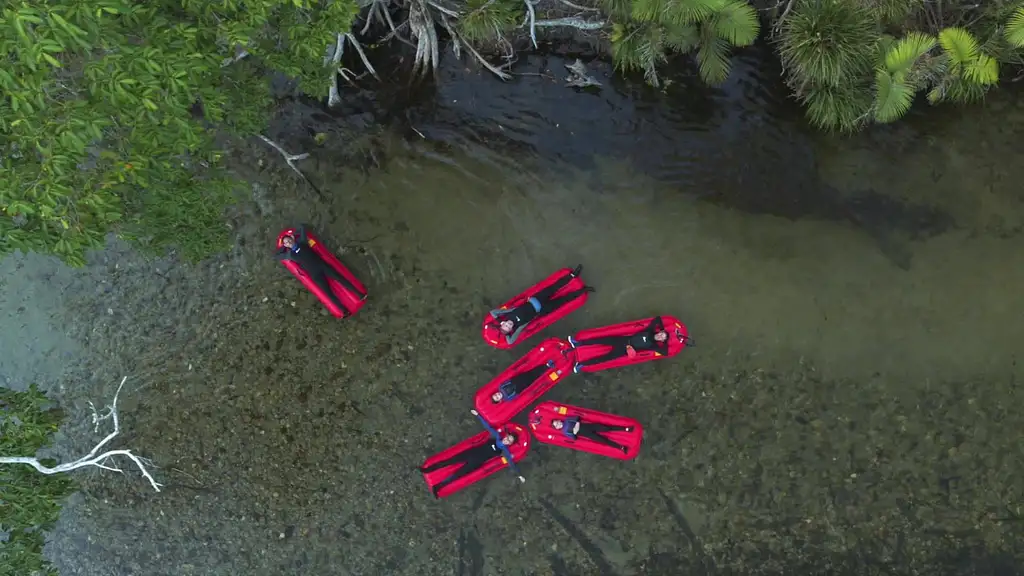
<box><xmin>0</xmin><ymin>51</ymin><xmax>1021</xmax><ymax>575</ymax></box>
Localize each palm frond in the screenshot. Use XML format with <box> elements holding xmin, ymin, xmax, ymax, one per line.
<box><xmin>964</xmin><ymin>53</ymin><xmax>999</xmax><ymax>85</ymax></box>
<box><xmin>927</xmin><ymin>74</ymin><xmax>987</xmax><ymax>105</ymax></box>
<box><xmin>631</xmin><ymin>0</ymin><xmax>669</xmax><ymax>24</ymax></box>
<box><xmin>802</xmin><ymin>83</ymin><xmax>873</xmax><ymax>132</ymax></box>
<box><xmin>863</xmin><ymin>0</ymin><xmax>923</xmax><ymax>25</ymax></box>
<box><xmin>1008</xmin><ymin>7</ymin><xmax>1024</xmax><ymax>48</ymax></box>
<box><xmin>663</xmin><ymin>22</ymin><xmax>700</xmax><ymax>53</ymax></box>
<box><xmin>778</xmin><ymin>0</ymin><xmax>879</xmax><ymax>87</ymax></box>
<box><xmin>883</xmin><ymin>31</ymin><xmax>935</xmax><ymax>76</ymax></box>
<box><xmin>697</xmin><ymin>22</ymin><xmax>732</xmax><ymax>84</ymax></box>
<box><xmin>872</xmin><ymin>69</ymin><xmax>914</xmax><ymax>123</ymax></box>
<box><xmin>661</xmin><ymin>0</ymin><xmax>728</xmax><ymax>27</ymax></box>
<box><xmin>601</xmin><ymin>0</ymin><xmax>634</xmax><ymax>21</ymax></box>
<box><xmin>938</xmin><ymin>27</ymin><xmax>979</xmax><ymax>67</ymax></box>
<box><xmin>611</xmin><ymin>23</ymin><xmax>668</xmax><ymax>86</ymax></box>
<box><xmin>710</xmin><ymin>0</ymin><xmax>759</xmax><ymax>47</ymax></box>
<box><xmin>458</xmin><ymin>0</ymin><xmax>520</xmax><ymax>43</ymax></box>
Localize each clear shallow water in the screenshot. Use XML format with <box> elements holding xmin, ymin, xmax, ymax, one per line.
<box><xmin>1</xmin><ymin>51</ymin><xmax>1023</xmax><ymax>575</ymax></box>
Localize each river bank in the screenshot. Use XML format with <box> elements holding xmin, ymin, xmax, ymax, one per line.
<box><xmin>2</xmin><ymin>50</ymin><xmax>1023</xmax><ymax>575</ymax></box>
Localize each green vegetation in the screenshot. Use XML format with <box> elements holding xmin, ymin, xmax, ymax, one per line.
<box><xmin>1</xmin><ymin>1</ymin><xmax>358</xmax><ymax>266</ymax></box>
<box><xmin>777</xmin><ymin>0</ymin><xmax>1024</xmax><ymax>131</ymax></box>
<box><xmin>0</xmin><ymin>385</ymin><xmax>76</xmax><ymax>576</ymax></box>
<box><xmin>607</xmin><ymin>0</ymin><xmax>759</xmax><ymax>86</ymax></box>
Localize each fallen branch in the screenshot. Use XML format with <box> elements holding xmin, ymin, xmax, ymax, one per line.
<box><xmin>533</xmin><ymin>17</ymin><xmax>606</xmax><ymax>30</ymax></box>
<box><xmin>220</xmin><ymin>45</ymin><xmax>249</xmax><ymax>67</ymax></box>
<box><xmin>0</xmin><ymin>377</ymin><xmax>162</xmax><ymax>492</ymax></box>
<box><xmin>455</xmin><ymin>29</ymin><xmax>512</xmax><ymax>80</ymax></box>
<box><xmin>524</xmin><ymin>0</ymin><xmax>539</xmax><ymax>49</ymax></box>
<box><xmin>345</xmin><ymin>33</ymin><xmax>380</xmax><ymax>80</ymax></box>
<box><xmin>327</xmin><ymin>33</ymin><xmax>346</xmax><ymax>108</ymax></box>
<box><xmin>257</xmin><ymin>135</ymin><xmax>322</xmax><ymax>197</ymax></box>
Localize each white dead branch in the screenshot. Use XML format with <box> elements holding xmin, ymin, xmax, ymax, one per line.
<box><xmin>0</xmin><ymin>377</ymin><xmax>162</xmax><ymax>492</ymax></box>
<box><xmin>533</xmin><ymin>17</ymin><xmax>606</xmax><ymax>30</ymax></box>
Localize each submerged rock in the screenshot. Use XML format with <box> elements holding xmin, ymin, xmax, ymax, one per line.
<box><xmin>565</xmin><ymin>58</ymin><xmax>601</xmax><ymax>88</ymax></box>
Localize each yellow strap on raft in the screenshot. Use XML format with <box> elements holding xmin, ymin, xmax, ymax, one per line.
<box><xmin>557</xmin><ymin>406</ymin><xmax>567</xmax><ymax>415</ymax></box>
<box><xmin>500</xmin><ymin>457</ymin><xmax>508</xmax><ymax>464</ymax></box>
<box><xmin>308</xmin><ymin>238</ymin><xmax>316</xmax><ymax>247</ymax></box>
<box><xmin>548</xmin><ymin>372</ymin><xmax>559</xmax><ymax>381</ymax></box>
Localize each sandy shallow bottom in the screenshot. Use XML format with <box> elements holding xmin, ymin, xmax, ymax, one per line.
<box><xmin>3</xmin><ymin>72</ymin><xmax>1024</xmax><ymax>575</ymax></box>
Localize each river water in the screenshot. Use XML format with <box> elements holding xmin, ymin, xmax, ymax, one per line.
<box><xmin>2</xmin><ymin>49</ymin><xmax>1023</xmax><ymax>575</ymax></box>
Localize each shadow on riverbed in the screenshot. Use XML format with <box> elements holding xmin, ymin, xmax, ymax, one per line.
<box><xmin>2</xmin><ymin>45</ymin><xmax>1022</xmax><ymax>576</ymax></box>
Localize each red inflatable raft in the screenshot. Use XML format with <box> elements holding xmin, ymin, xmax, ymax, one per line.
<box><xmin>275</xmin><ymin>227</ymin><xmax>367</xmax><ymax>318</ymax></box>
<box><xmin>474</xmin><ymin>338</ymin><xmax>575</xmax><ymax>426</ymax></box>
<box><xmin>571</xmin><ymin>315</ymin><xmax>689</xmax><ymax>373</ymax></box>
<box><xmin>528</xmin><ymin>401</ymin><xmax>643</xmax><ymax>460</ymax></box>
<box><xmin>482</xmin><ymin>267</ymin><xmax>589</xmax><ymax>350</ymax></box>
<box><xmin>420</xmin><ymin>422</ymin><xmax>531</xmax><ymax>499</ymax></box>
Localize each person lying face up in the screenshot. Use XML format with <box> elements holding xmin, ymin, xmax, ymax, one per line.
<box><xmin>489</xmin><ymin>265</ymin><xmax>592</xmax><ymax>346</ymax></box>
<box><xmin>490</xmin><ymin>360</ymin><xmax>558</xmax><ymax>403</ymax></box>
<box><xmin>277</xmin><ymin>228</ymin><xmax>365</xmax><ymax>315</ymax></box>
<box><xmin>419</xmin><ymin>432</ymin><xmax>518</xmax><ymax>497</ymax></box>
<box><xmin>551</xmin><ymin>417</ymin><xmax>633</xmax><ymax>454</ymax></box>
<box><xmin>569</xmin><ymin>316</ymin><xmax>669</xmax><ymax>372</ymax></box>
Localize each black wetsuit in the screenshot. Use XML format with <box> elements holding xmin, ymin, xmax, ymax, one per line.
<box><xmin>490</xmin><ymin>270</ymin><xmax>589</xmax><ymax>345</ymax></box>
<box><xmin>564</xmin><ymin>416</ymin><xmax>632</xmax><ymax>453</ymax></box>
<box><xmin>420</xmin><ymin>440</ymin><xmax>507</xmax><ymax>497</ymax></box>
<box><xmin>277</xmin><ymin>227</ymin><xmax>364</xmax><ymax>316</ymax></box>
<box><xmin>497</xmin><ymin>362</ymin><xmax>554</xmax><ymax>401</ymax></box>
<box><xmin>575</xmin><ymin>316</ymin><xmax>668</xmax><ymax>368</ymax></box>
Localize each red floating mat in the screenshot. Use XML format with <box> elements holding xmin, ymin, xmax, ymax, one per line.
<box><xmin>571</xmin><ymin>315</ymin><xmax>689</xmax><ymax>373</ymax></box>
<box><xmin>528</xmin><ymin>401</ymin><xmax>643</xmax><ymax>460</ymax></box>
<box><xmin>420</xmin><ymin>423</ymin><xmax>531</xmax><ymax>499</ymax></box>
<box><xmin>275</xmin><ymin>227</ymin><xmax>367</xmax><ymax>318</ymax></box>
<box><xmin>482</xmin><ymin>267</ymin><xmax>589</xmax><ymax>350</ymax></box>
<box><xmin>474</xmin><ymin>338</ymin><xmax>576</xmax><ymax>427</ymax></box>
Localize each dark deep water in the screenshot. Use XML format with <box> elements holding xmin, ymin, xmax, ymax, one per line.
<box><xmin>2</xmin><ymin>47</ymin><xmax>1023</xmax><ymax>575</ymax></box>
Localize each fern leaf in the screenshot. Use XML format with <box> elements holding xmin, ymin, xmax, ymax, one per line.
<box><xmin>663</xmin><ymin>22</ymin><xmax>700</xmax><ymax>53</ymax></box>
<box><xmin>697</xmin><ymin>24</ymin><xmax>732</xmax><ymax>84</ymax></box>
<box><xmin>662</xmin><ymin>0</ymin><xmax>728</xmax><ymax>27</ymax></box>
<box><xmin>872</xmin><ymin>69</ymin><xmax>914</xmax><ymax>123</ymax></box>
<box><xmin>938</xmin><ymin>27</ymin><xmax>979</xmax><ymax>67</ymax></box>
<box><xmin>964</xmin><ymin>53</ymin><xmax>999</xmax><ymax>85</ymax></box>
<box><xmin>1007</xmin><ymin>7</ymin><xmax>1024</xmax><ymax>48</ymax></box>
<box><xmin>611</xmin><ymin>23</ymin><xmax>668</xmax><ymax>86</ymax></box>
<box><xmin>711</xmin><ymin>0</ymin><xmax>759</xmax><ymax>47</ymax></box>
<box><xmin>777</xmin><ymin>0</ymin><xmax>879</xmax><ymax>87</ymax></box>
<box><xmin>883</xmin><ymin>32</ymin><xmax>935</xmax><ymax>76</ymax></box>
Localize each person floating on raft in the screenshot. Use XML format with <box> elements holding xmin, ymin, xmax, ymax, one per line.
<box><xmin>277</xmin><ymin>226</ymin><xmax>366</xmax><ymax>317</ymax></box>
<box><xmin>569</xmin><ymin>315</ymin><xmax>669</xmax><ymax>373</ymax></box>
<box><xmin>490</xmin><ymin>265</ymin><xmax>593</xmax><ymax>346</ymax></box>
<box><xmin>551</xmin><ymin>417</ymin><xmax>634</xmax><ymax>455</ymax></box>
<box><xmin>419</xmin><ymin>429</ymin><xmax>520</xmax><ymax>498</ymax></box>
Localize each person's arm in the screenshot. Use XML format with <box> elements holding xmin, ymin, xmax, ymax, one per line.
<box><xmin>505</xmin><ymin>323</ymin><xmax>527</xmax><ymax>345</ymax></box>
<box><xmin>489</xmin><ymin>308</ymin><xmax>507</xmax><ymax>319</ymax></box>
<box><xmin>294</xmin><ymin>225</ymin><xmax>309</xmax><ymax>244</ymax></box>
<box><xmin>276</xmin><ymin>248</ymin><xmax>294</xmax><ymax>262</ymax></box>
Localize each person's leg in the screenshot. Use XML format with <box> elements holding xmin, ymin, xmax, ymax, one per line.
<box><xmin>539</xmin><ymin>286</ymin><xmax>592</xmax><ymax>315</ymax></box>
<box><xmin>575</xmin><ymin>345</ymin><xmax>629</xmax><ymax>372</ymax></box>
<box><xmin>324</xmin><ymin>265</ymin><xmax>367</xmax><ymax>299</ymax></box>
<box><xmin>575</xmin><ymin>426</ymin><xmax>629</xmax><ymax>452</ymax></box>
<box><xmin>571</xmin><ymin>335</ymin><xmax>630</xmax><ymax>348</ymax></box>
<box><xmin>420</xmin><ymin>450</ymin><xmax>472</xmax><ymax>474</ymax></box>
<box><xmin>308</xmin><ymin>268</ymin><xmax>352</xmax><ymax>316</ymax></box>
<box><xmin>582</xmin><ymin>421</ymin><xmax>633</xmax><ymax>434</ymax></box>
<box><xmin>531</xmin><ymin>272</ymin><xmax>575</xmax><ymax>303</ymax></box>
<box><xmin>430</xmin><ymin>453</ymin><xmax>494</xmax><ymax>496</ymax></box>
<box><xmin>507</xmin><ymin>360</ymin><xmax>556</xmax><ymax>396</ymax></box>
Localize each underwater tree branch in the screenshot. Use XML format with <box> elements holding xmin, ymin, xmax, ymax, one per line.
<box><xmin>0</xmin><ymin>377</ymin><xmax>162</xmax><ymax>492</ymax></box>
<box><xmin>533</xmin><ymin>17</ymin><xmax>606</xmax><ymax>30</ymax></box>
<box><xmin>257</xmin><ymin>135</ymin><xmax>321</xmax><ymax>196</ymax></box>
